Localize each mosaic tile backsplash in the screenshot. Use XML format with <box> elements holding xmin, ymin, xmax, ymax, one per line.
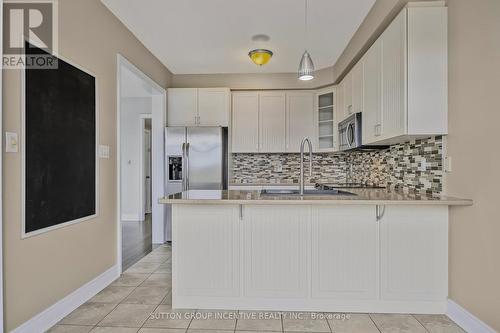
<box><xmin>231</xmin><ymin>136</ymin><xmax>444</xmax><ymax>195</ymax></box>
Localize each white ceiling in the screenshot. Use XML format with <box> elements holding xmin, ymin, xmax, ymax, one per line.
<box><xmin>102</xmin><ymin>0</ymin><xmax>375</xmax><ymax>74</ymax></box>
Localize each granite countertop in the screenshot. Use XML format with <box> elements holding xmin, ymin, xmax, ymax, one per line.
<box><xmin>159</xmin><ymin>189</ymin><xmax>472</xmax><ymax>206</ymax></box>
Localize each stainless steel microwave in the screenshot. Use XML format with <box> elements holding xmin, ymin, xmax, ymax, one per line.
<box><xmin>338</xmin><ymin>113</ymin><xmax>388</xmax><ymax>151</ymax></box>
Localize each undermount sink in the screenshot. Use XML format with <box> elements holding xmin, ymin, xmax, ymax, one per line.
<box><xmin>260</xmin><ymin>189</ymin><xmax>356</xmax><ymax>196</ymax></box>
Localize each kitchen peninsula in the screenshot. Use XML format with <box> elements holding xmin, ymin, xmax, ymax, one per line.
<box><xmin>160</xmin><ymin>189</ymin><xmax>471</xmax><ymax>314</ymax></box>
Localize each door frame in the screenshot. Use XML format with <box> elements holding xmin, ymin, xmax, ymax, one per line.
<box><xmin>116</xmin><ymin>54</ymin><xmax>166</xmax><ymax>273</ymax></box>
<box><xmin>139</xmin><ymin>114</ymin><xmax>152</xmax><ymax>218</ymax></box>
<box><xmin>1</xmin><ymin>2</ymin><xmax>4</xmax><ymax>330</ymax></box>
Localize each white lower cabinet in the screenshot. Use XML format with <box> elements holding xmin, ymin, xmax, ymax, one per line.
<box><xmin>172</xmin><ymin>204</ymin><xmax>448</xmax><ymax>313</ymax></box>
<box><xmin>173</xmin><ymin>204</ymin><xmax>240</xmax><ymax>297</ymax></box>
<box><xmin>244</xmin><ymin>205</ymin><xmax>308</xmax><ymax>298</ymax></box>
<box><xmin>380</xmin><ymin>205</ymin><xmax>448</xmax><ymax>301</ymax></box>
<box><xmin>311</xmin><ymin>205</ymin><xmax>378</xmax><ymax>300</ymax></box>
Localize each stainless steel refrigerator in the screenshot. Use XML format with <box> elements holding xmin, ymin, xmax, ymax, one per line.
<box><xmin>164</xmin><ymin>127</ymin><xmax>228</xmax><ymax>240</ymax></box>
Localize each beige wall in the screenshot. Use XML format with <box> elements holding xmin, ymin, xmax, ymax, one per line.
<box><xmin>333</xmin><ymin>0</ymin><xmax>500</xmax><ymax>330</ymax></box>
<box><xmin>447</xmin><ymin>0</ymin><xmax>500</xmax><ymax>331</ymax></box>
<box><xmin>2</xmin><ymin>0</ymin><xmax>172</xmax><ymax>331</ymax></box>
<box><xmin>171</xmin><ymin>66</ymin><xmax>334</xmax><ymax>90</ymax></box>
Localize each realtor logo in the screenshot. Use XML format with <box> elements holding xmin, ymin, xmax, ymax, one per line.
<box><xmin>3</xmin><ymin>0</ymin><xmax>58</xmax><ymax>69</ymax></box>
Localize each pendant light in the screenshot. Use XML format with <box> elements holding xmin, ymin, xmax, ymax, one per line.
<box><xmin>298</xmin><ymin>0</ymin><xmax>314</xmax><ymax>80</ymax></box>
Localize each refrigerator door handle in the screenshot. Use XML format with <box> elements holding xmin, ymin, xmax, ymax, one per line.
<box><xmin>185</xmin><ymin>143</ymin><xmax>190</xmax><ymax>191</ymax></box>
<box><xmin>181</xmin><ymin>142</ymin><xmax>186</xmax><ymax>191</ymax></box>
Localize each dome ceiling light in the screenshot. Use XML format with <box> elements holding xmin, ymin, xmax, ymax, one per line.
<box><xmin>298</xmin><ymin>0</ymin><xmax>315</xmax><ymax>80</ymax></box>
<box><xmin>249</xmin><ymin>49</ymin><xmax>273</xmax><ymax>66</ymax></box>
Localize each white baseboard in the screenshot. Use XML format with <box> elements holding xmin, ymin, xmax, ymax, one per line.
<box><xmin>447</xmin><ymin>299</ymin><xmax>497</xmax><ymax>333</ymax></box>
<box><xmin>121</xmin><ymin>213</ymin><xmax>144</xmax><ymax>221</ymax></box>
<box><xmin>11</xmin><ymin>265</ymin><xmax>120</xmax><ymax>333</ymax></box>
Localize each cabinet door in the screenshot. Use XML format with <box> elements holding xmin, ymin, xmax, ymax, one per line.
<box><xmin>311</xmin><ymin>206</ymin><xmax>378</xmax><ymax>300</ymax></box>
<box><xmin>381</xmin><ymin>10</ymin><xmax>407</xmax><ymax>139</ymax></box>
<box><xmin>351</xmin><ymin>61</ymin><xmax>364</xmax><ymax>114</ymax></box>
<box><xmin>167</xmin><ymin>88</ymin><xmax>198</xmax><ymax>126</ymax></box>
<box><xmin>174</xmin><ymin>204</ymin><xmax>240</xmax><ymax>297</ymax></box>
<box><xmin>286</xmin><ymin>92</ymin><xmax>314</xmax><ymax>152</ymax></box>
<box><xmin>232</xmin><ymin>92</ymin><xmax>259</xmax><ymax>152</ymax></box>
<box><xmin>380</xmin><ymin>206</ymin><xmax>448</xmax><ymax>301</ymax></box>
<box><xmin>198</xmin><ymin>88</ymin><xmax>230</xmax><ymax>126</ymax></box>
<box><xmin>259</xmin><ymin>92</ymin><xmax>286</xmax><ymax>152</ymax></box>
<box><xmin>362</xmin><ymin>39</ymin><xmax>382</xmax><ymax>144</ymax></box>
<box><xmin>343</xmin><ymin>72</ymin><xmax>353</xmax><ymax>118</ymax></box>
<box><xmin>244</xmin><ymin>205</ymin><xmax>308</xmax><ymax>298</ymax></box>
<box><xmin>335</xmin><ymin>82</ymin><xmax>344</xmax><ymax>124</ymax></box>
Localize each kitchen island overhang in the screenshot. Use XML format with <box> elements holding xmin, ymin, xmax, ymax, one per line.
<box><xmin>161</xmin><ymin>190</ymin><xmax>472</xmax><ymax>314</ymax></box>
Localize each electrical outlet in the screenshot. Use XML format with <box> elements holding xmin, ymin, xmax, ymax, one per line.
<box><xmin>5</xmin><ymin>132</ymin><xmax>19</xmax><ymax>153</ymax></box>
<box><xmin>274</xmin><ymin>163</ymin><xmax>283</xmax><ymax>172</ymax></box>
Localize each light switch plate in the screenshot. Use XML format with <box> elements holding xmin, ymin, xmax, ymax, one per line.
<box><xmin>99</xmin><ymin>145</ymin><xmax>110</xmax><ymax>159</ymax></box>
<box><xmin>444</xmin><ymin>156</ymin><xmax>452</xmax><ymax>172</ymax></box>
<box><xmin>5</xmin><ymin>132</ymin><xmax>19</xmax><ymax>153</ymax></box>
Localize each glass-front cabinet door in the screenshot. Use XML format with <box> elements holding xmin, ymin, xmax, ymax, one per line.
<box><xmin>316</xmin><ymin>88</ymin><xmax>336</xmax><ymax>152</ymax></box>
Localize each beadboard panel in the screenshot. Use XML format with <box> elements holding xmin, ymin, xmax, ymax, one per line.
<box><xmin>380</xmin><ymin>205</ymin><xmax>448</xmax><ymax>301</ymax></box>
<box><xmin>311</xmin><ymin>205</ymin><xmax>378</xmax><ymax>300</ymax></box>
<box><xmin>244</xmin><ymin>205</ymin><xmax>309</xmax><ymax>298</ymax></box>
<box><xmin>173</xmin><ymin>204</ymin><xmax>240</xmax><ymax>297</ymax></box>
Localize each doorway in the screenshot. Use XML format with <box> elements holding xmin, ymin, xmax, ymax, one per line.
<box><xmin>117</xmin><ymin>55</ymin><xmax>166</xmax><ymax>272</ymax></box>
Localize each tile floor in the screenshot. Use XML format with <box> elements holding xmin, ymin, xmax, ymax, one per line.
<box><xmin>49</xmin><ymin>244</ymin><xmax>466</xmax><ymax>333</ymax></box>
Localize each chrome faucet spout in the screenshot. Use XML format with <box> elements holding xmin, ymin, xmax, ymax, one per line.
<box><xmin>299</xmin><ymin>137</ymin><xmax>313</xmax><ymax>196</ymax></box>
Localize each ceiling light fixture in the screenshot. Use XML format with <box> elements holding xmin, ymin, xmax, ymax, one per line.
<box><xmin>298</xmin><ymin>0</ymin><xmax>314</xmax><ymax>80</ymax></box>
<box><xmin>249</xmin><ymin>49</ymin><xmax>273</xmax><ymax>66</ymax></box>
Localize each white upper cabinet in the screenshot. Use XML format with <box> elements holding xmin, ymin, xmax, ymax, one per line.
<box><xmin>198</xmin><ymin>88</ymin><xmax>230</xmax><ymax>126</ymax></box>
<box><xmin>231</xmin><ymin>91</ymin><xmax>315</xmax><ymax>153</ymax></box>
<box><xmin>259</xmin><ymin>92</ymin><xmax>287</xmax><ymax>152</ymax></box>
<box><xmin>286</xmin><ymin>92</ymin><xmax>315</xmax><ymax>152</ymax></box>
<box><xmin>351</xmin><ymin>61</ymin><xmax>364</xmax><ymax>115</ymax></box>
<box><xmin>407</xmin><ymin>5</ymin><xmax>448</xmax><ymax>135</ymax></box>
<box><xmin>380</xmin><ymin>9</ymin><xmax>407</xmax><ymax>140</ymax></box>
<box><xmin>168</xmin><ymin>88</ymin><xmax>230</xmax><ymax>127</ymax></box>
<box><xmin>317</xmin><ymin>88</ymin><xmax>336</xmax><ymax>152</ymax></box>
<box><xmin>167</xmin><ymin>88</ymin><xmax>198</xmax><ymax>126</ymax></box>
<box><xmin>362</xmin><ymin>39</ymin><xmax>382</xmax><ymax>145</ymax></box>
<box><xmin>342</xmin><ymin>72</ymin><xmax>352</xmax><ymax>120</ymax></box>
<box><xmin>360</xmin><ymin>4</ymin><xmax>447</xmax><ymax>145</ymax></box>
<box><xmin>232</xmin><ymin>92</ymin><xmax>259</xmax><ymax>153</ymax></box>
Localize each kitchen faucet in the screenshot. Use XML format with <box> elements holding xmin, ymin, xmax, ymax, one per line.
<box><xmin>299</xmin><ymin>137</ymin><xmax>313</xmax><ymax>196</ymax></box>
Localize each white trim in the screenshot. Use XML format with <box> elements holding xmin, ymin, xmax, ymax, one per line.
<box><xmin>0</xmin><ymin>2</ymin><xmax>4</xmax><ymax>330</ymax></box>
<box><xmin>139</xmin><ymin>114</ymin><xmax>152</xmax><ymax>219</ymax></box>
<box><xmin>117</xmin><ymin>54</ymin><xmax>167</xmax><ymax>273</ymax></box>
<box><xmin>447</xmin><ymin>299</ymin><xmax>497</xmax><ymax>333</ymax></box>
<box><xmin>116</xmin><ymin>55</ymin><xmax>123</xmax><ymax>274</ymax></box>
<box><xmin>11</xmin><ymin>265</ymin><xmax>119</xmax><ymax>333</ymax></box>
<box><xmin>20</xmin><ymin>50</ymin><xmax>100</xmax><ymax>239</ymax></box>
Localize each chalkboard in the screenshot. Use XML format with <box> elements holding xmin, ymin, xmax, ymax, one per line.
<box><xmin>24</xmin><ymin>43</ymin><xmax>97</xmax><ymax>236</ymax></box>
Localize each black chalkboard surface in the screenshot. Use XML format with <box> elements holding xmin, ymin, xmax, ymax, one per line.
<box><xmin>24</xmin><ymin>43</ymin><xmax>96</xmax><ymax>235</ymax></box>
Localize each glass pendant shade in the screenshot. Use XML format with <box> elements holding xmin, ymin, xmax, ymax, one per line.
<box><xmin>298</xmin><ymin>50</ymin><xmax>314</xmax><ymax>80</ymax></box>
<box><xmin>249</xmin><ymin>49</ymin><xmax>273</xmax><ymax>66</ymax></box>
